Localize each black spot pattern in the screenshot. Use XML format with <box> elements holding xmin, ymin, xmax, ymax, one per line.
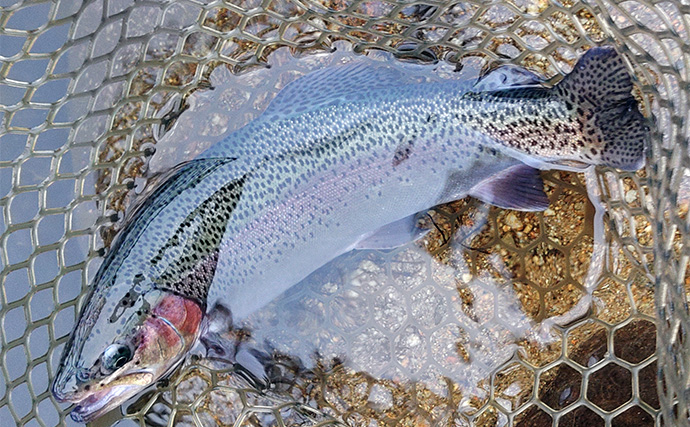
<box><xmin>392</xmin><ymin>135</ymin><xmax>415</xmax><ymax>166</ymax></box>
<box><xmin>55</xmin><ymin>48</ymin><xmax>650</xmax><ymax>394</ymax></box>
<box><xmin>53</xmin><ymin>158</ymin><xmax>234</xmax><ymax>377</ymax></box>
<box><xmin>555</xmin><ymin>47</ymin><xmax>648</xmax><ymax>170</ymax></box>
<box><xmin>94</xmin><ymin>158</ymin><xmax>235</xmax><ymax>288</ymax></box>
<box><xmin>152</xmin><ymin>176</ymin><xmax>245</xmax><ymax>302</ymax></box>
<box><xmin>107</xmin><ymin>289</ymin><xmax>142</xmax><ymax>324</ymax></box>
<box><xmin>453</xmin><ymin>46</ymin><xmax>646</xmax><ymax>171</ymax></box>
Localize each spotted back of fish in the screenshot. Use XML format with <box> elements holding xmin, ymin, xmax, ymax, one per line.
<box><xmin>202</xmin><ymin>47</ymin><xmax>646</xmax><ymax>173</ymax></box>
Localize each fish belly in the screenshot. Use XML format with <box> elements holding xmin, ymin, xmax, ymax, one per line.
<box><xmin>207</xmin><ymin>127</ymin><xmax>518</xmax><ymax>321</ymax></box>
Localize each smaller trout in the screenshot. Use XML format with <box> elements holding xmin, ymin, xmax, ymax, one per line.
<box><xmin>52</xmin><ymin>47</ymin><xmax>648</xmax><ymax>422</ymax></box>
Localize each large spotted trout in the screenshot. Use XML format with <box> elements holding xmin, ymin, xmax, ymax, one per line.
<box><xmin>52</xmin><ymin>47</ymin><xmax>647</xmax><ymax>421</ymax></box>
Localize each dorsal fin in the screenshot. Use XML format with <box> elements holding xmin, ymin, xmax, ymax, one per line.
<box><xmin>262</xmin><ymin>62</ymin><xmax>409</xmax><ymax>118</ymax></box>
<box><xmin>473</xmin><ymin>64</ymin><xmax>544</xmax><ymax>92</ymax></box>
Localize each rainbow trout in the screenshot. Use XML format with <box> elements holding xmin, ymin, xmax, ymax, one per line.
<box><xmin>52</xmin><ymin>47</ymin><xmax>647</xmax><ymax>421</ymax></box>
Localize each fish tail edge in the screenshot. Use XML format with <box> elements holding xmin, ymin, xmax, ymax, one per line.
<box><xmin>557</xmin><ymin>46</ymin><xmax>649</xmax><ymax>171</ymax></box>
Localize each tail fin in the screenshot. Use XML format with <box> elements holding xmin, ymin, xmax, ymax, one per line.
<box><xmin>556</xmin><ymin>47</ymin><xmax>648</xmax><ymax>171</ymax></box>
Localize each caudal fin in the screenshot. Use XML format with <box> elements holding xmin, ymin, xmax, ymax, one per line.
<box><xmin>556</xmin><ymin>47</ymin><xmax>648</xmax><ymax>171</ymax></box>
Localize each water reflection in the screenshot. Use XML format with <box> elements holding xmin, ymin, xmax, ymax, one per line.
<box><xmin>197</xmin><ymin>213</ymin><xmax>561</xmax><ymax>421</ymax></box>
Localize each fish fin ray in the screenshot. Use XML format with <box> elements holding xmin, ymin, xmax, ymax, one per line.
<box><xmin>556</xmin><ymin>46</ymin><xmax>648</xmax><ymax>171</ymax></box>
<box><xmin>201</xmin><ymin>304</ymin><xmax>273</xmax><ymax>389</ymax></box>
<box><xmin>355</xmin><ymin>213</ymin><xmax>429</xmax><ymax>250</ymax></box>
<box><xmin>199</xmin><ymin>303</ymin><xmax>235</xmax><ymax>363</ymax></box>
<box><xmin>469</xmin><ymin>164</ymin><xmax>550</xmax><ymax>211</ymax></box>
<box><xmin>234</xmin><ymin>346</ymin><xmax>271</xmax><ymax>390</ymax></box>
<box><xmin>473</xmin><ymin>64</ymin><xmax>544</xmax><ymax>92</ymax></box>
<box><xmin>263</xmin><ymin>62</ymin><xmax>408</xmax><ymax>117</ymax></box>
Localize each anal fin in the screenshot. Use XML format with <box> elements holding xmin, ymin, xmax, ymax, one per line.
<box><xmin>469</xmin><ymin>164</ymin><xmax>550</xmax><ymax>211</ymax></box>
<box><xmin>355</xmin><ymin>213</ymin><xmax>429</xmax><ymax>250</ymax></box>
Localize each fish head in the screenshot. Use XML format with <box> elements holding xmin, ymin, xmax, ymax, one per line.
<box><xmin>51</xmin><ymin>280</ymin><xmax>204</xmax><ymax>423</ymax></box>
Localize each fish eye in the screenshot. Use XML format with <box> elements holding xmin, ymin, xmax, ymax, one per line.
<box><xmin>102</xmin><ymin>344</ymin><xmax>132</xmax><ymax>371</ymax></box>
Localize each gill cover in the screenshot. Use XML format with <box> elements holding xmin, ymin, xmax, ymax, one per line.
<box><xmin>51</xmin><ymin>158</ymin><xmax>242</xmax><ymax>421</ymax></box>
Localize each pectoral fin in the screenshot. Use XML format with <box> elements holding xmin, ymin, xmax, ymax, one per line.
<box><xmin>234</xmin><ymin>346</ymin><xmax>271</xmax><ymax>389</ymax></box>
<box><xmin>200</xmin><ymin>303</ymin><xmax>271</xmax><ymax>389</ymax></box>
<box><xmin>469</xmin><ymin>164</ymin><xmax>550</xmax><ymax>211</ymax></box>
<box><xmin>355</xmin><ymin>213</ymin><xmax>429</xmax><ymax>250</ymax></box>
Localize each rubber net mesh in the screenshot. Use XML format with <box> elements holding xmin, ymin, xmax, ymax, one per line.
<box><xmin>0</xmin><ymin>0</ymin><xmax>687</xmax><ymax>426</ymax></box>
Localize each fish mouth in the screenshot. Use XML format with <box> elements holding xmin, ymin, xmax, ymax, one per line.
<box><xmin>66</xmin><ymin>373</ymin><xmax>154</xmax><ymax>423</ymax></box>
<box><xmin>68</xmin><ymin>385</ymin><xmax>134</xmax><ymax>422</ymax></box>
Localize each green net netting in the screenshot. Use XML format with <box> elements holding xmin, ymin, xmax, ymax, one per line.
<box><xmin>0</xmin><ymin>0</ymin><xmax>687</xmax><ymax>426</ymax></box>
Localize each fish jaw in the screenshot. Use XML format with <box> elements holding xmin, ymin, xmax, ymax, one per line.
<box><xmin>65</xmin><ymin>377</ymin><xmax>152</xmax><ymax>423</ymax></box>
<box><xmin>52</xmin><ymin>293</ymin><xmax>204</xmax><ymax>423</ymax></box>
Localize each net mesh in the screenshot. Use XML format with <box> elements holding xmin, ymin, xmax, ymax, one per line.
<box><xmin>0</xmin><ymin>0</ymin><xmax>686</xmax><ymax>425</ymax></box>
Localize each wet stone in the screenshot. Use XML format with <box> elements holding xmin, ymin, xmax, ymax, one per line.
<box><xmin>330</xmin><ymin>289</ymin><xmax>370</xmax><ymax>333</ymax></box>
<box><xmin>373</xmin><ymin>286</ymin><xmax>408</xmax><ymax>332</ymax></box>
<box><xmin>203</xmin><ymin>388</ymin><xmax>243</xmax><ymax>425</ymax></box>
<box><xmin>525</xmin><ymin>242</ymin><xmax>566</xmax><ymax>288</ymax></box>
<box><xmin>496</xmin><ymin>210</ymin><xmax>540</xmax><ymax>248</ymax></box>
<box><xmin>391</xmin><ymin>249</ymin><xmax>428</xmax><ymax>291</ymax></box>
<box><xmin>557</xmin><ymin>405</ymin><xmax>604</xmax><ymax>427</ymax></box>
<box><xmin>593</xmin><ymin>278</ymin><xmax>632</xmax><ymax>324</ymax></box>
<box><xmin>544</xmin><ymin>186</ymin><xmax>588</xmax><ymax>247</ymax></box>
<box><xmin>613</xmin><ymin>319</ymin><xmax>656</xmax><ymax>364</ymax></box>
<box><xmin>544</xmin><ymin>283</ymin><xmax>585</xmax><ymax>319</ymax></box>
<box><xmin>368</xmin><ymin>383</ymin><xmax>394</xmax><ymax>411</ymax></box>
<box><xmin>351</xmin><ymin>327</ymin><xmax>391</xmax><ymax>373</ymax></box>
<box><xmin>410</xmin><ymin>285</ymin><xmax>448</xmax><ymax>329</ymax></box>
<box><xmin>588</xmin><ymin>363</ymin><xmax>633</xmax><ymax>412</ymax></box>
<box><xmin>349</xmin><ymin>254</ymin><xmax>389</xmax><ymax>295</ymax></box>
<box><xmin>175</xmin><ymin>374</ymin><xmax>209</xmax><ymax>405</ymax></box>
<box><xmin>394</xmin><ymin>325</ymin><xmax>427</xmax><ymax>374</ymax></box>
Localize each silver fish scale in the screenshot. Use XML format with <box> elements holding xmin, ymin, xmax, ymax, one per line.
<box><xmin>117</xmin><ymin>70</ymin><xmax>588</xmax><ymax>320</ymax></box>
<box><xmin>204</xmin><ymin>85</ymin><xmax>604</xmax><ymax>187</ymax></box>
<box><xmin>202</xmin><ymin>82</ymin><xmax>554</xmax><ymax>319</ymax></box>
<box><xmin>96</xmin><ymin>159</ymin><xmax>232</xmax><ymax>284</ymax></box>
